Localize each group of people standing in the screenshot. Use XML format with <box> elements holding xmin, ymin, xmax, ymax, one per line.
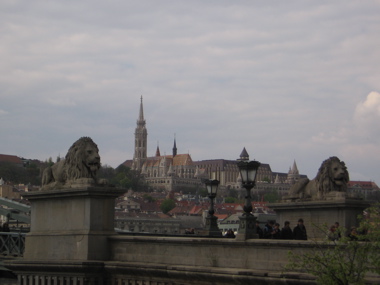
<box><xmin>0</xmin><ymin>222</ymin><xmax>10</xmax><ymax>232</ymax></box>
<box><xmin>257</xmin><ymin>218</ymin><xmax>307</xmax><ymax>240</ymax></box>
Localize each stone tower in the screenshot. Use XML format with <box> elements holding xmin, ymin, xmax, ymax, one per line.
<box><xmin>132</xmin><ymin>96</ymin><xmax>147</xmax><ymax>171</ymax></box>
<box><xmin>286</xmin><ymin>160</ymin><xmax>300</xmax><ymax>184</ymax></box>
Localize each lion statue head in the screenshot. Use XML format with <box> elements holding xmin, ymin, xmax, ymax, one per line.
<box><xmin>65</xmin><ymin>137</ymin><xmax>101</xmax><ymax>181</ymax></box>
<box><xmin>315</xmin><ymin>156</ymin><xmax>349</xmax><ymax>197</ymax></box>
<box><xmin>286</xmin><ymin>156</ymin><xmax>349</xmax><ymax>201</ymax></box>
<box><xmin>42</xmin><ymin>137</ymin><xmax>103</xmax><ymax>189</ymax></box>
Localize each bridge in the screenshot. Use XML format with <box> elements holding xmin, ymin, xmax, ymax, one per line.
<box><xmin>2</xmin><ymin>186</ymin><xmax>379</xmax><ymax>285</ymax></box>
<box><xmin>0</xmin><ymin>197</ymin><xmax>31</xmax><ymax>224</ymax></box>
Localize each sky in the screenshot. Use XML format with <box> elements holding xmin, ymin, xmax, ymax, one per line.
<box><xmin>1</xmin><ymin>1</ymin><xmax>380</xmax><ymax>184</ymax></box>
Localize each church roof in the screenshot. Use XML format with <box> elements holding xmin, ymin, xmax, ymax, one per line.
<box><xmin>143</xmin><ymin>153</ymin><xmax>193</xmax><ymax>167</ymax></box>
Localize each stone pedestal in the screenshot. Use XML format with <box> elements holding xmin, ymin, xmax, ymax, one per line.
<box><xmin>204</xmin><ymin>215</ymin><xmax>222</xmax><ymax>237</ymax></box>
<box><xmin>22</xmin><ymin>186</ymin><xmax>125</xmax><ymax>261</ymax></box>
<box><xmin>270</xmin><ymin>196</ymin><xmax>370</xmax><ymax>239</ymax></box>
<box><xmin>236</xmin><ymin>215</ymin><xmax>259</xmax><ymax>241</ymax></box>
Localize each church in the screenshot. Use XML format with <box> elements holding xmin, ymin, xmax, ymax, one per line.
<box><xmin>122</xmin><ymin>97</ymin><xmax>202</xmax><ymax>192</ymax></box>
<box><xmin>122</xmin><ymin>97</ymin><xmax>307</xmax><ymax>193</ymax></box>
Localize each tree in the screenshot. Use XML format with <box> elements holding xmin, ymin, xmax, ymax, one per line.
<box><xmin>142</xmin><ymin>194</ymin><xmax>156</xmax><ymax>203</ymax></box>
<box><xmin>160</xmin><ymin>199</ymin><xmax>176</xmax><ymax>214</ymax></box>
<box><xmin>224</xmin><ymin>197</ymin><xmax>237</xmax><ymax>203</ymax></box>
<box><xmin>286</xmin><ymin>205</ymin><xmax>380</xmax><ymax>285</ymax></box>
<box><xmin>263</xmin><ymin>189</ymin><xmax>280</xmax><ymax>203</ymax></box>
<box><xmin>198</xmin><ymin>188</ymin><xmax>208</xmax><ymax>198</ymax></box>
<box><xmin>98</xmin><ymin>165</ymin><xmax>150</xmax><ymax>191</ymax></box>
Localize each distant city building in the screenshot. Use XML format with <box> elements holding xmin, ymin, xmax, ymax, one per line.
<box><xmin>122</xmin><ymin>97</ymin><xmax>308</xmax><ymax>193</ymax></box>
<box><xmin>347</xmin><ymin>181</ymin><xmax>380</xmax><ymax>199</ymax></box>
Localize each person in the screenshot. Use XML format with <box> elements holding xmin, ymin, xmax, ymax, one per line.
<box><xmin>224</xmin><ymin>229</ymin><xmax>235</xmax><ymax>238</ymax></box>
<box><xmin>327</xmin><ymin>224</ymin><xmax>339</xmax><ymax>241</ymax></box>
<box><xmin>256</xmin><ymin>221</ymin><xmax>263</xmax><ymax>239</ymax></box>
<box><xmin>334</xmin><ymin>221</ymin><xmax>341</xmax><ymax>239</ymax></box>
<box><xmin>272</xmin><ymin>223</ymin><xmax>281</xmax><ymax>239</ymax></box>
<box><xmin>348</xmin><ymin>226</ymin><xmax>358</xmax><ymax>241</ymax></box>
<box><xmin>281</xmin><ymin>221</ymin><xmax>293</xmax><ymax>240</ymax></box>
<box><xmin>2</xmin><ymin>222</ymin><xmax>10</xmax><ymax>232</ymax></box>
<box><xmin>185</xmin><ymin>228</ymin><xmax>194</xmax><ymax>234</ymax></box>
<box><xmin>263</xmin><ymin>220</ymin><xmax>274</xmax><ymax>239</ymax></box>
<box><xmin>293</xmin><ymin>218</ymin><xmax>307</xmax><ymax>240</ymax></box>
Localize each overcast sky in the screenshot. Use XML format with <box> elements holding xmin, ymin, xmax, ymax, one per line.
<box><xmin>1</xmin><ymin>1</ymin><xmax>380</xmax><ymax>184</ymax></box>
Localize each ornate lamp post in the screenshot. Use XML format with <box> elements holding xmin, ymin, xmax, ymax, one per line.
<box><xmin>236</xmin><ymin>147</ymin><xmax>261</xmax><ymax>240</ymax></box>
<box><xmin>203</xmin><ymin>179</ymin><xmax>222</xmax><ymax>237</ymax></box>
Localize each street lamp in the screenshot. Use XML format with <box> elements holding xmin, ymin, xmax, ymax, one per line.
<box><xmin>236</xmin><ymin>147</ymin><xmax>261</xmax><ymax>240</ymax></box>
<box><xmin>203</xmin><ymin>179</ymin><xmax>222</xmax><ymax>237</ymax></box>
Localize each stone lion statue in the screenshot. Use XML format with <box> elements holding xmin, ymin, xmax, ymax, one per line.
<box><xmin>287</xmin><ymin>156</ymin><xmax>349</xmax><ymax>200</ymax></box>
<box><xmin>42</xmin><ymin>137</ymin><xmax>105</xmax><ymax>189</ymax></box>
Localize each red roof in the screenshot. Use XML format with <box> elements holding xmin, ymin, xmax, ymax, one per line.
<box><xmin>0</xmin><ymin>154</ymin><xmax>23</xmax><ymax>165</ymax></box>
<box><xmin>348</xmin><ymin>181</ymin><xmax>379</xmax><ymax>189</ymax></box>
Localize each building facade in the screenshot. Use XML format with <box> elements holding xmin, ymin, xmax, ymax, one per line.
<box><xmin>124</xmin><ymin>97</ymin><xmax>307</xmax><ymax>193</ymax></box>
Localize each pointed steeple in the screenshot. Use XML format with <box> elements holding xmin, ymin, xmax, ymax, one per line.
<box><xmin>139</xmin><ymin>95</ymin><xmax>144</xmax><ymax>122</ymax></box>
<box><xmin>291</xmin><ymin>160</ymin><xmax>299</xmax><ymax>174</ymax></box>
<box><xmin>239</xmin><ymin>147</ymin><xmax>249</xmax><ymax>161</ymax></box>
<box><xmin>155</xmin><ymin>142</ymin><xmax>161</xmax><ymax>157</ymax></box>
<box><xmin>173</xmin><ymin>134</ymin><xmax>177</xmax><ymax>157</ymax></box>
<box><xmin>132</xmin><ymin>96</ymin><xmax>148</xmax><ymax>172</ymax></box>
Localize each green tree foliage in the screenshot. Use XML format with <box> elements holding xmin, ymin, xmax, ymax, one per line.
<box><xmin>98</xmin><ymin>165</ymin><xmax>150</xmax><ymax>191</ymax></box>
<box><xmin>224</xmin><ymin>197</ymin><xmax>237</xmax><ymax>203</ymax></box>
<box><xmin>286</xmin><ymin>206</ymin><xmax>380</xmax><ymax>285</ymax></box>
<box><xmin>198</xmin><ymin>188</ymin><xmax>208</xmax><ymax>198</ymax></box>
<box><xmin>262</xmin><ymin>176</ymin><xmax>271</xmax><ymax>183</ymax></box>
<box><xmin>160</xmin><ymin>199</ymin><xmax>176</xmax><ymax>214</ymax></box>
<box><xmin>227</xmin><ymin>188</ymin><xmax>239</xmax><ymax>199</ymax></box>
<box><xmin>263</xmin><ymin>189</ymin><xmax>280</xmax><ymax>203</ymax></box>
<box><xmin>0</xmin><ymin>161</ymin><xmax>41</xmax><ymax>185</ymax></box>
<box><xmin>142</xmin><ymin>194</ymin><xmax>156</xmax><ymax>203</ymax></box>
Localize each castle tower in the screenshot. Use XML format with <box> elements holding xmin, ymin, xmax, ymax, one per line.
<box><xmin>287</xmin><ymin>160</ymin><xmax>300</xmax><ymax>184</ymax></box>
<box><xmin>132</xmin><ymin>96</ymin><xmax>147</xmax><ymax>171</ymax></box>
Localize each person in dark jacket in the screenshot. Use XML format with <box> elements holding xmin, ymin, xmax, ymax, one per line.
<box><xmin>2</xmin><ymin>222</ymin><xmax>10</xmax><ymax>232</ymax></box>
<box><xmin>256</xmin><ymin>221</ymin><xmax>263</xmax><ymax>239</ymax></box>
<box><xmin>224</xmin><ymin>229</ymin><xmax>236</xmax><ymax>238</ymax></box>
<box><xmin>263</xmin><ymin>220</ymin><xmax>274</xmax><ymax>239</ymax></box>
<box><xmin>272</xmin><ymin>223</ymin><xmax>281</xmax><ymax>239</ymax></box>
<box><xmin>293</xmin><ymin>218</ymin><xmax>307</xmax><ymax>240</ymax></box>
<box><xmin>281</xmin><ymin>221</ymin><xmax>293</xmax><ymax>240</ymax></box>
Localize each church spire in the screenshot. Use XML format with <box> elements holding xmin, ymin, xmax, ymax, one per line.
<box><xmin>132</xmin><ymin>96</ymin><xmax>148</xmax><ymax>172</ymax></box>
<box><xmin>291</xmin><ymin>160</ymin><xmax>299</xmax><ymax>174</ymax></box>
<box><xmin>173</xmin><ymin>134</ymin><xmax>177</xmax><ymax>157</ymax></box>
<box><xmin>156</xmin><ymin>141</ymin><xmax>161</xmax><ymax>157</ymax></box>
<box><xmin>139</xmin><ymin>95</ymin><xmax>144</xmax><ymax>122</ymax></box>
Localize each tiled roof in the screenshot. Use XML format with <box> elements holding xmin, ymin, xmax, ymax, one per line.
<box><xmin>121</xmin><ymin>160</ymin><xmax>133</xmax><ymax>168</ymax></box>
<box><xmin>173</xmin><ymin>154</ymin><xmax>192</xmax><ymax>166</ymax></box>
<box><xmin>348</xmin><ymin>181</ymin><xmax>379</xmax><ymax>189</ymax></box>
<box><xmin>142</xmin><ymin>153</ymin><xmax>193</xmax><ymax>167</ymax></box>
<box><xmin>0</xmin><ymin>154</ymin><xmax>23</xmax><ymax>165</ymax></box>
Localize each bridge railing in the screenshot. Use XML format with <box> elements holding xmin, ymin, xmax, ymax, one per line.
<box><xmin>0</xmin><ymin>232</ymin><xmax>26</xmax><ymax>256</ymax></box>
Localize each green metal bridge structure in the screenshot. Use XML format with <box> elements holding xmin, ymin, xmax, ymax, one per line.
<box><xmin>0</xmin><ymin>197</ymin><xmax>29</xmax><ymax>257</ymax></box>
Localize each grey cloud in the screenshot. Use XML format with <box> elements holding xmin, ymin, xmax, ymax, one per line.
<box><xmin>1</xmin><ymin>1</ymin><xmax>380</xmax><ymax>183</ymax></box>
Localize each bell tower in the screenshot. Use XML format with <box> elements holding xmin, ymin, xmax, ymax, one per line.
<box><xmin>132</xmin><ymin>96</ymin><xmax>147</xmax><ymax>171</ymax></box>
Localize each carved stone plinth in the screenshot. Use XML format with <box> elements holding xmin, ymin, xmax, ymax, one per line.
<box><xmin>204</xmin><ymin>215</ymin><xmax>222</xmax><ymax>237</ymax></box>
<box><xmin>236</xmin><ymin>215</ymin><xmax>259</xmax><ymax>241</ymax></box>
<box><xmin>270</xmin><ymin>197</ymin><xmax>370</xmax><ymax>239</ymax></box>
<box><xmin>22</xmin><ymin>186</ymin><xmax>125</xmax><ymax>261</ymax></box>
